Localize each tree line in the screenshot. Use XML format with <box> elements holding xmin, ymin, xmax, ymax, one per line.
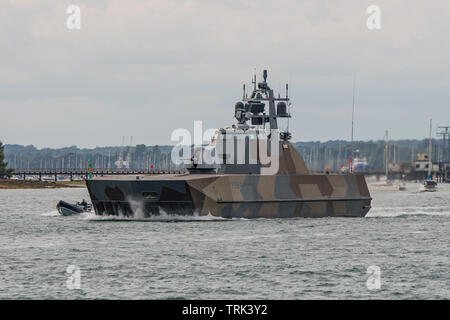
<box><xmin>2</xmin><ymin>138</ymin><xmax>447</xmax><ymax>172</ymax></box>
<box><xmin>0</xmin><ymin>141</ymin><xmax>14</xmax><ymax>178</ymax></box>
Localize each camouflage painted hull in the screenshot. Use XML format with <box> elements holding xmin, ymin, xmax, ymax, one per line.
<box><xmin>86</xmin><ymin>173</ymin><xmax>372</xmax><ymax>218</ymax></box>
<box><xmin>86</xmin><ymin>72</ymin><xmax>374</xmax><ymax>218</ymax></box>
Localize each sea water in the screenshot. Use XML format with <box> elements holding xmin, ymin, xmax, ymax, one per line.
<box><xmin>0</xmin><ymin>183</ymin><xmax>448</xmax><ymax>299</ymax></box>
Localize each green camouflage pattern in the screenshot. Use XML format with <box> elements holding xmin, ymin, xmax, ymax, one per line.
<box><xmin>86</xmin><ymin>141</ymin><xmax>372</xmax><ymax>218</ymax></box>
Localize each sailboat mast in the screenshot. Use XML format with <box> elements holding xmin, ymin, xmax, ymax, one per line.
<box><xmin>350</xmin><ymin>77</ymin><xmax>355</xmax><ymax>173</ymax></box>
<box><xmin>428</xmin><ymin>119</ymin><xmax>432</xmax><ymax>178</ymax></box>
<box><xmin>385</xmin><ymin>130</ymin><xmax>389</xmax><ymax>179</ymax></box>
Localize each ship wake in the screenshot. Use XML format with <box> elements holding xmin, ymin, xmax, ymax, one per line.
<box><xmin>84</xmin><ymin>197</ymin><xmax>228</xmax><ymax>221</ymax></box>
<box><xmin>367</xmin><ymin>205</ymin><xmax>450</xmax><ymax>218</ymax></box>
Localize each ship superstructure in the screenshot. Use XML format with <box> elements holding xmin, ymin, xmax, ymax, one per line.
<box><xmin>86</xmin><ymin>71</ymin><xmax>372</xmax><ymax>218</ymax></box>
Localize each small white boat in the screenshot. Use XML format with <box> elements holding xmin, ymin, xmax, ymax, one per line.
<box><xmin>398</xmin><ymin>182</ymin><xmax>407</xmax><ymax>191</ymax></box>
<box><xmin>419</xmin><ymin>180</ymin><xmax>437</xmax><ymax>192</ymax></box>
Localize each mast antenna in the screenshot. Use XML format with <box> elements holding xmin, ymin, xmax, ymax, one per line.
<box><xmin>287</xmin><ymin>74</ymin><xmax>292</xmax><ymax>134</ymax></box>
<box><xmin>252</xmin><ymin>70</ymin><xmax>256</xmax><ymax>91</ymax></box>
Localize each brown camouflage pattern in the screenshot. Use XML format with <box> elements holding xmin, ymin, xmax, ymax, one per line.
<box><xmin>86</xmin><ymin>142</ymin><xmax>372</xmax><ymax>218</ymax></box>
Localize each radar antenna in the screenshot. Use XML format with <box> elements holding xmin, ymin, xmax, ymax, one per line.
<box><xmin>234</xmin><ymin>70</ymin><xmax>292</xmax><ymax>140</ymax></box>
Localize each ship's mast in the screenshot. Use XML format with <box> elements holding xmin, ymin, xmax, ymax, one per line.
<box><xmin>238</xmin><ymin>70</ymin><xmax>291</xmax><ymax>140</ymax></box>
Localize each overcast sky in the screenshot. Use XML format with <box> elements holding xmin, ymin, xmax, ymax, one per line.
<box><xmin>1</xmin><ymin>0</ymin><xmax>449</xmax><ymax>148</ymax></box>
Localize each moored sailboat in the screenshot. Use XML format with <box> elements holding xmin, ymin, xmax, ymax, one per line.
<box><xmin>420</xmin><ymin>119</ymin><xmax>438</xmax><ymax>192</ymax></box>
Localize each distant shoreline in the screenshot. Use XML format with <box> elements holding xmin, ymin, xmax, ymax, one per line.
<box><xmin>0</xmin><ymin>179</ymin><xmax>86</xmax><ymax>189</ymax></box>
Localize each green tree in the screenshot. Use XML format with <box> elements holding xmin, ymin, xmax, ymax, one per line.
<box><xmin>0</xmin><ymin>141</ymin><xmax>14</xmax><ymax>178</ymax></box>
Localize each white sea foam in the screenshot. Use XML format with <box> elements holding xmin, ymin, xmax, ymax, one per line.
<box><xmin>367</xmin><ymin>206</ymin><xmax>450</xmax><ymax>217</ymax></box>
<box><xmin>81</xmin><ymin>204</ymin><xmax>228</xmax><ymax>221</ymax></box>
<box><xmin>127</xmin><ymin>197</ymin><xmax>146</xmax><ymax>219</ymax></box>
<box><xmin>41</xmin><ymin>210</ymin><xmax>60</xmax><ymax>217</ymax></box>
<box><xmin>191</xmin><ymin>233</ymin><xmax>285</xmax><ymax>242</ymax></box>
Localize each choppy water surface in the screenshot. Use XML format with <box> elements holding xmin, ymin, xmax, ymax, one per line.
<box><xmin>0</xmin><ymin>183</ymin><xmax>449</xmax><ymax>299</ymax></box>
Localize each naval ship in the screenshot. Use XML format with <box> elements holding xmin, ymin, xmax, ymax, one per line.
<box><xmin>86</xmin><ymin>70</ymin><xmax>372</xmax><ymax>218</ymax></box>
